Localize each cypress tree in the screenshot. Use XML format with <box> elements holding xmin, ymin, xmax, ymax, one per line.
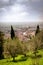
<box><xmin>35</xmin><ymin>25</ymin><xmax>40</xmax><ymax>35</ymax></box>
<box><xmin>11</xmin><ymin>25</ymin><xmax>15</xmax><ymax>39</ymax></box>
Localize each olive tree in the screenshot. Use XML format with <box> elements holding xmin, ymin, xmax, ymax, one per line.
<box><xmin>6</xmin><ymin>38</ymin><xmax>29</xmax><ymax>61</ymax></box>
<box><xmin>29</xmin><ymin>30</ymin><xmax>43</xmax><ymax>57</ymax></box>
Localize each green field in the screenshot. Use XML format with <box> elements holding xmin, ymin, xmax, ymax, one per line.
<box><xmin>0</xmin><ymin>50</ymin><xmax>43</xmax><ymax>65</ymax></box>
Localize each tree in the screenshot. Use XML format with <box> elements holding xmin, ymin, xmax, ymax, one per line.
<box><xmin>0</xmin><ymin>31</ymin><xmax>4</xmax><ymax>59</ymax></box>
<box><xmin>11</xmin><ymin>25</ymin><xmax>15</xmax><ymax>39</ymax></box>
<box><xmin>35</xmin><ymin>25</ymin><xmax>40</xmax><ymax>35</ymax></box>
<box><xmin>33</xmin><ymin>38</ymin><xmax>38</xmax><ymax>57</ymax></box>
<box><xmin>36</xmin><ymin>30</ymin><xmax>43</xmax><ymax>49</ymax></box>
<box><xmin>7</xmin><ymin>38</ymin><xmax>29</xmax><ymax>61</ymax></box>
<box><xmin>29</xmin><ymin>38</ymin><xmax>38</xmax><ymax>57</ymax></box>
<box><xmin>6</xmin><ymin>38</ymin><xmax>17</xmax><ymax>61</ymax></box>
<box><xmin>33</xmin><ymin>30</ymin><xmax>43</xmax><ymax>56</ymax></box>
<box><xmin>29</xmin><ymin>30</ymin><xmax>43</xmax><ymax>57</ymax></box>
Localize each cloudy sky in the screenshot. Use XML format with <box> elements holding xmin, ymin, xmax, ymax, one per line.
<box><xmin>0</xmin><ymin>0</ymin><xmax>43</xmax><ymax>23</ymax></box>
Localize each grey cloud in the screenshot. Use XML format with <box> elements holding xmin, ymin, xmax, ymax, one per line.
<box><xmin>15</xmin><ymin>0</ymin><xmax>43</xmax><ymax>15</ymax></box>
<box><xmin>0</xmin><ymin>0</ymin><xmax>16</xmax><ymax>8</ymax></box>
<box><xmin>0</xmin><ymin>0</ymin><xmax>43</xmax><ymax>20</ymax></box>
<box><xmin>30</xmin><ymin>0</ymin><xmax>43</xmax><ymax>17</ymax></box>
<box><xmin>21</xmin><ymin>0</ymin><xmax>43</xmax><ymax>16</ymax></box>
<box><xmin>0</xmin><ymin>0</ymin><xmax>17</xmax><ymax>14</ymax></box>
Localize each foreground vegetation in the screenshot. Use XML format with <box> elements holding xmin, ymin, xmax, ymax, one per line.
<box><xmin>0</xmin><ymin>50</ymin><xmax>43</xmax><ymax>65</ymax></box>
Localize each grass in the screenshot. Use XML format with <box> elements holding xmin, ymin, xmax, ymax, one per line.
<box><xmin>0</xmin><ymin>50</ymin><xmax>43</xmax><ymax>65</ymax></box>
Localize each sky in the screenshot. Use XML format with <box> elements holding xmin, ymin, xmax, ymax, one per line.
<box><xmin>0</xmin><ymin>0</ymin><xmax>43</xmax><ymax>23</ymax></box>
